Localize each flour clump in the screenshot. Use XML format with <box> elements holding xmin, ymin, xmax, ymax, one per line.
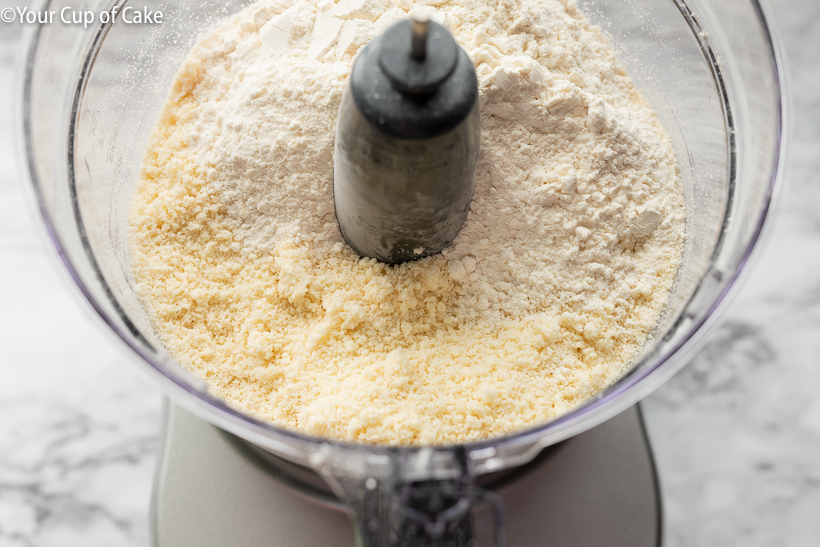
<box><xmin>130</xmin><ymin>0</ymin><xmax>686</xmax><ymax>445</ymax></box>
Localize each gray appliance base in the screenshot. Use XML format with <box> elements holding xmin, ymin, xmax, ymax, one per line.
<box><xmin>152</xmin><ymin>402</ymin><xmax>661</xmax><ymax>546</ymax></box>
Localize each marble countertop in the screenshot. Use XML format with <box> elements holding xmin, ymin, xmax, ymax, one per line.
<box><xmin>1</xmin><ymin>0</ymin><xmax>818</xmax><ymax>545</ymax></box>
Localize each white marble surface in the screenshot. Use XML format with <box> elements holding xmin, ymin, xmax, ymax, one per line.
<box><xmin>640</xmin><ymin>2</ymin><xmax>820</xmax><ymax>544</ymax></box>
<box><xmin>0</xmin><ymin>0</ymin><xmax>818</xmax><ymax>545</ymax></box>
<box><xmin>0</xmin><ymin>6</ymin><xmax>161</xmax><ymax>547</ymax></box>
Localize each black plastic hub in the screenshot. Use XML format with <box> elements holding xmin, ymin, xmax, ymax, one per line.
<box><xmin>378</xmin><ymin>19</ymin><xmax>458</xmax><ymax>94</ymax></box>
<box><xmin>349</xmin><ymin>20</ymin><xmax>478</xmax><ymax>140</ymax></box>
<box><xmin>335</xmin><ymin>17</ymin><xmax>480</xmax><ymax>264</ymax></box>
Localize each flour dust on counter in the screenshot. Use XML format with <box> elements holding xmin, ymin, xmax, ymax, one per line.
<box><xmin>129</xmin><ymin>0</ymin><xmax>685</xmax><ymax>445</ymax></box>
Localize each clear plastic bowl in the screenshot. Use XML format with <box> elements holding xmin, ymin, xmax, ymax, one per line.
<box><xmin>18</xmin><ymin>0</ymin><xmax>785</xmax><ymax>544</ymax></box>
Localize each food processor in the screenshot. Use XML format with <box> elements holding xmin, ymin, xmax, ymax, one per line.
<box><xmin>17</xmin><ymin>0</ymin><xmax>784</xmax><ymax>544</ymax></box>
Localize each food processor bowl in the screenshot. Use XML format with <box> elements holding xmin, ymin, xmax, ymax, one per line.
<box><xmin>18</xmin><ymin>0</ymin><xmax>785</xmax><ymax>544</ymax></box>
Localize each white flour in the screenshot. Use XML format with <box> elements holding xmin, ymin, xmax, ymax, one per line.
<box><xmin>129</xmin><ymin>0</ymin><xmax>685</xmax><ymax>445</ymax></box>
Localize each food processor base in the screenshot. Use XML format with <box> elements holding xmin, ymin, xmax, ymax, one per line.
<box><xmin>152</xmin><ymin>403</ymin><xmax>661</xmax><ymax>546</ymax></box>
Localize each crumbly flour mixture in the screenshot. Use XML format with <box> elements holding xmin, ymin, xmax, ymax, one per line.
<box><xmin>130</xmin><ymin>0</ymin><xmax>685</xmax><ymax>445</ymax></box>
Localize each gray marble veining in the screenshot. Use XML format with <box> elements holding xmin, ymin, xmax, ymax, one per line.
<box><xmin>0</xmin><ymin>0</ymin><xmax>818</xmax><ymax>545</ymax></box>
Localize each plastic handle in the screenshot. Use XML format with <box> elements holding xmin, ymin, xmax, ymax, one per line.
<box><xmin>314</xmin><ymin>446</ymin><xmax>506</xmax><ymax>546</ymax></box>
